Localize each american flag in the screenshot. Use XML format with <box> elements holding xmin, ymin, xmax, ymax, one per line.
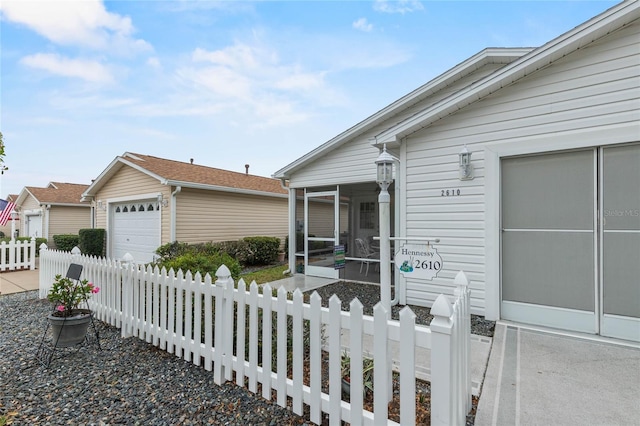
<box><xmin>0</xmin><ymin>199</ymin><xmax>15</xmax><ymax>226</ymax></box>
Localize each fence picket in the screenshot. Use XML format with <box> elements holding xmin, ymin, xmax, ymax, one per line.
<box><xmin>292</xmin><ymin>289</ymin><xmax>304</xmax><ymax>416</ymax></box>
<box><xmin>261</xmin><ymin>283</ymin><xmax>273</xmax><ymax>400</ymax></box>
<box><xmin>277</xmin><ymin>287</ymin><xmax>288</xmax><ymax>407</ymax></box>
<box><xmin>235</xmin><ymin>279</ymin><xmax>247</xmax><ymax>385</ymax></box>
<box><xmin>328</xmin><ymin>295</ymin><xmax>342</xmax><ymax>425</ymax></box>
<box><xmin>373</xmin><ymin>303</ymin><xmax>389</xmax><ymax>423</ymax></box>
<box><xmin>248</xmin><ymin>282</ymin><xmax>259</xmax><ymax>393</ymax></box>
<box><xmin>349</xmin><ymin>298</ymin><xmax>364</xmax><ymax>426</ymax></box>
<box><xmin>309</xmin><ymin>291</ymin><xmax>322</xmax><ymax>425</ymax></box>
<box><xmin>399</xmin><ymin>307</ymin><xmax>416</xmax><ymax>424</ymax></box>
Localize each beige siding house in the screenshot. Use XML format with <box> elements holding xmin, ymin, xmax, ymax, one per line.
<box><xmin>14</xmin><ymin>183</ymin><xmax>91</xmax><ymax>244</ymax></box>
<box><xmin>82</xmin><ymin>152</ymin><xmax>288</xmax><ymax>263</ymax></box>
<box><xmin>274</xmin><ymin>2</ymin><xmax>640</xmax><ymax>342</ymax></box>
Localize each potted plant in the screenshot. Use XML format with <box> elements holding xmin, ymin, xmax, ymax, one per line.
<box><xmin>46</xmin><ymin>273</ymin><xmax>99</xmax><ymax>347</ymax></box>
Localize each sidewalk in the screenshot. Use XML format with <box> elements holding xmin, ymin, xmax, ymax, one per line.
<box><xmin>475</xmin><ymin>323</ymin><xmax>640</xmax><ymax>426</ymax></box>
<box><xmin>0</xmin><ymin>268</ymin><xmax>39</xmax><ymax>295</ymax></box>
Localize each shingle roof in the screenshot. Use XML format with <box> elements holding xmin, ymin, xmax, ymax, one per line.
<box><xmin>122</xmin><ymin>153</ymin><xmax>287</xmax><ymax>195</ymax></box>
<box><xmin>25</xmin><ymin>182</ymin><xmax>90</xmax><ymax>205</ymax></box>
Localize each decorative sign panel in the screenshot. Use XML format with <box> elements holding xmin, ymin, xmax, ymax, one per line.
<box><xmin>395</xmin><ymin>243</ymin><xmax>443</xmax><ymax>280</ymax></box>
<box><xmin>334</xmin><ymin>245</ymin><xmax>345</xmax><ymax>269</ymax></box>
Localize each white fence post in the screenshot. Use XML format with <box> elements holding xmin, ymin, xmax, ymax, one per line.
<box><xmin>430</xmin><ymin>294</ymin><xmax>454</xmax><ymax>426</ymax></box>
<box><xmin>38</xmin><ymin>243</ymin><xmax>49</xmax><ymax>298</ymax></box>
<box><xmin>28</xmin><ymin>238</ymin><xmax>36</xmax><ymax>270</ymax></box>
<box><xmin>454</xmin><ymin>270</ymin><xmax>472</xmax><ymax>412</ymax></box>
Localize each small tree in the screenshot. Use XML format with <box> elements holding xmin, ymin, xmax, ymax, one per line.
<box><xmin>0</xmin><ymin>131</ymin><xmax>7</xmax><ymax>174</ymax></box>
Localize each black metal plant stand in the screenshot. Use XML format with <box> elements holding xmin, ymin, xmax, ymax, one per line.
<box><xmin>35</xmin><ymin>263</ymin><xmax>102</xmax><ymax>368</ymax></box>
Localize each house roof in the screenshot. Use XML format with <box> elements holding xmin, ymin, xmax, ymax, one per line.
<box><xmin>83</xmin><ymin>152</ymin><xmax>288</xmax><ymax>199</ymax></box>
<box><xmin>273</xmin><ymin>0</ymin><xmax>639</xmax><ymax>179</ymax></box>
<box><xmin>273</xmin><ymin>47</ymin><xmax>531</xmax><ymax>179</ymax></box>
<box><xmin>17</xmin><ymin>182</ymin><xmax>90</xmax><ymax>207</ymax></box>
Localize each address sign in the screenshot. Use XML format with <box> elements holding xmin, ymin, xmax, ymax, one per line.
<box><xmin>395</xmin><ymin>243</ymin><xmax>443</xmax><ymax>280</ymax></box>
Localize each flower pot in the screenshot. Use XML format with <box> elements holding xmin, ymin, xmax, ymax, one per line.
<box><xmin>47</xmin><ymin>309</ymin><xmax>92</xmax><ymax>347</ymax></box>
<box><xmin>277</xmin><ymin>252</ymin><xmax>285</xmax><ymax>262</ymax></box>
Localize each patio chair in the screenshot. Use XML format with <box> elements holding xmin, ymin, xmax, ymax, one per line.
<box><xmin>355</xmin><ymin>238</ymin><xmax>379</xmax><ymax>276</ymax></box>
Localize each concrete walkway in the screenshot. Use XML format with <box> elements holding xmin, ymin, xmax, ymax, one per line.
<box><xmin>476</xmin><ymin>323</ymin><xmax>640</xmax><ymax>426</ymax></box>
<box><xmin>0</xmin><ymin>268</ymin><xmax>39</xmax><ymax>295</ymax></box>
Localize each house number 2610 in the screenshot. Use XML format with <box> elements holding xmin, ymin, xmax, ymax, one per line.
<box><xmin>441</xmin><ymin>189</ymin><xmax>461</xmax><ymax>196</ymax></box>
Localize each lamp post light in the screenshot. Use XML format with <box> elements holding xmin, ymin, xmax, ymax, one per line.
<box><xmin>375</xmin><ymin>144</ymin><xmax>395</xmax><ymax>317</ymax></box>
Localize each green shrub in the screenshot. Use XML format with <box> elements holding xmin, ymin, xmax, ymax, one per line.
<box><xmin>79</xmin><ymin>228</ymin><xmax>106</xmax><ymax>257</ymax></box>
<box><xmin>52</xmin><ymin>234</ymin><xmax>79</xmax><ymax>252</ymax></box>
<box><xmin>213</xmin><ymin>240</ymin><xmax>252</xmax><ymax>264</ymax></box>
<box><xmin>157</xmin><ymin>251</ymin><xmax>241</xmax><ymax>280</ymax></box>
<box><xmin>155</xmin><ymin>241</ymin><xmax>191</xmax><ymax>261</ymax></box>
<box><xmin>243</xmin><ymin>236</ymin><xmax>280</xmax><ymax>265</ymax></box>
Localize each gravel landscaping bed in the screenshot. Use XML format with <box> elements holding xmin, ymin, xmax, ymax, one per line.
<box><xmin>0</xmin><ymin>291</ymin><xmax>307</xmax><ymax>426</ymax></box>
<box><xmin>1</xmin><ymin>285</ymin><xmax>493</xmax><ymax>425</ymax></box>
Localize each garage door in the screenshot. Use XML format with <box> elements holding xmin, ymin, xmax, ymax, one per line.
<box><xmin>111</xmin><ymin>200</ymin><xmax>160</xmax><ymax>263</ymax></box>
<box><xmin>501</xmin><ymin>145</ymin><xmax>640</xmax><ymax>342</ymax></box>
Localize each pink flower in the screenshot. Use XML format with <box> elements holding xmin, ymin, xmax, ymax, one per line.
<box><xmin>92</xmin><ymin>286</ymin><xmax>100</xmax><ymax>294</ymax></box>
<box><xmin>56</xmin><ymin>305</ymin><xmax>65</xmax><ymax>312</ymax></box>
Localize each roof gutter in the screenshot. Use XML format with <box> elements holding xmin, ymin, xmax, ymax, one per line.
<box><xmin>162</xmin><ymin>179</ymin><xmax>288</xmax><ymax>199</ymax></box>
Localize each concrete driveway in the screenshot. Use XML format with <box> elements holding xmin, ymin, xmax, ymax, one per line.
<box><xmin>476</xmin><ymin>323</ymin><xmax>640</xmax><ymax>426</ymax></box>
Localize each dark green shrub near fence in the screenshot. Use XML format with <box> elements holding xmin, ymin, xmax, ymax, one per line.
<box><xmin>52</xmin><ymin>234</ymin><xmax>79</xmax><ymax>252</ymax></box>
<box><xmin>157</xmin><ymin>251</ymin><xmax>241</xmax><ymax>281</ymax></box>
<box><xmin>243</xmin><ymin>236</ymin><xmax>280</xmax><ymax>265</ymax></box>
<box><xmin>79</xmin><ymin>228</ymin><xmax>106</xmax><ymax>257</ymax></box>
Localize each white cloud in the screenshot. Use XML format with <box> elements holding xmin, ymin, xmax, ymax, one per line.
<box><xmin>146</xmin><ymin>57</ymin><xmax>162</xmax><ymax>69</ymax></box>
<box><xmin>175</xmin><ymin>42</ymin><xmax>336</xmax><ymax>126</ymax></box>
<box><xmin>20</xmin><ymin>53</ymin><xmax>114</xmax><ymax>83</ymax></box>
<box><xmin>373</xmin><ymin>0</ymin><xmax>424</xmax><ymax>14</ymax></box>
<box><xmin>353</xmin><ymin>18</ymin><xmax>373</xmax><ymax>32</ymax></box>
<box><xmin>0</xmin><ymin>0</ymin><xmax>151</xmax><ymax>54</ymax></box>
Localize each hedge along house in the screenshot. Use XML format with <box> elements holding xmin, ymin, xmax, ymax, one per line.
<box><xmin>14</xmin><ymin>182</ymin><xmax>91</xmax><ymax>244</ymax></box>
<box><xmin>274</xmin><ymin>2</ymin><xmax>640</xmax><ymax>342</ymax></box>
<box><xmin>81</xmin><ymin>153</ymin><xmax>289</xmax><ymax>264</ymax></box>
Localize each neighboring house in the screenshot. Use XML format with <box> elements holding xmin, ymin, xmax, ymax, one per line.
<box><xmin>0</xmin><ymin>194</ymin><xmax>19</xmax><ymax>238</ymax></box>
<box><xmin>15</xmin><ymin>182</ymin><xmax>91</xmax><ymax>244</ymax></box>
<box><xmin>274</xmin><ymin>2</ymin><xmax>640</xmax><ymax>342</ymax></box>
<box><xmin>81</xmin><ymin>152</ymin><xmax>289</xmax><ymax>264</ymax></box>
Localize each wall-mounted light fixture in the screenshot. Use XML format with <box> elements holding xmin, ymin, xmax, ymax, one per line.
<box><xmin>459</xmin><ymin>145</ymin><xmax>474</xmax><ymax>181</ymax></box>
<box><xmin>97</xmin><ymin>200</ymin><xmax>107</xmax><ymax>211</ymax></box>
<box><xmin>157</xmin><ymin>194</ymin><xmax>168</xmax><ymax>208</ymax></box>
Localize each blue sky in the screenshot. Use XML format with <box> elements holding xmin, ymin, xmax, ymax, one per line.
<box><xmin>0</xmin><ymin>0</ymin><xmax>619</xmax><ymax>198</ymax></box>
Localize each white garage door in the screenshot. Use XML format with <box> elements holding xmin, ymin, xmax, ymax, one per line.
<box><xmin>111</xmin><ymin>200</ymin><xmax>160</xmax><ymax>263</ymax></box>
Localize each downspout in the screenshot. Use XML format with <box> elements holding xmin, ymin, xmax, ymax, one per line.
<box><xmin>280</xmin><ymin>178</ymin><xmax>292</xmax><ymax>275</ymax></box>
<box><xmin>170</xmin><ymin>186</ymin><xmax>181</xmax><ymax>242</ymax></box>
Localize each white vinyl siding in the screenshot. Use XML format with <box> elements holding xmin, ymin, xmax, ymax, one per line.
<box><xmin>94</xmin><ymin>166</ymin><xmax>170</xmax><ymax>244</ymax></box>
<box><xmin>402</xmin><ymin>20</ymin><xmax>640</xmax><ymax>315</ymax></box>
<box><xmin>175</xmin><ymin>188</ymin><xmax>288</xmax><ymax>245</ymax></box>
<box><xmin>290</xmin><ymin>63</ymin><xmax>507</xmax><ymax>188</ymax></box>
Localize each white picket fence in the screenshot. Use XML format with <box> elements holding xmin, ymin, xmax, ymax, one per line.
<box><xmin>39</xmin><ymin>245</ymin><xmax>472</xmax><ymax>425</ymax></box>
<box><xmin>0</xmin><ymin>238</ymin><xmax>36</xmax><ymax>272</ymax></box>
